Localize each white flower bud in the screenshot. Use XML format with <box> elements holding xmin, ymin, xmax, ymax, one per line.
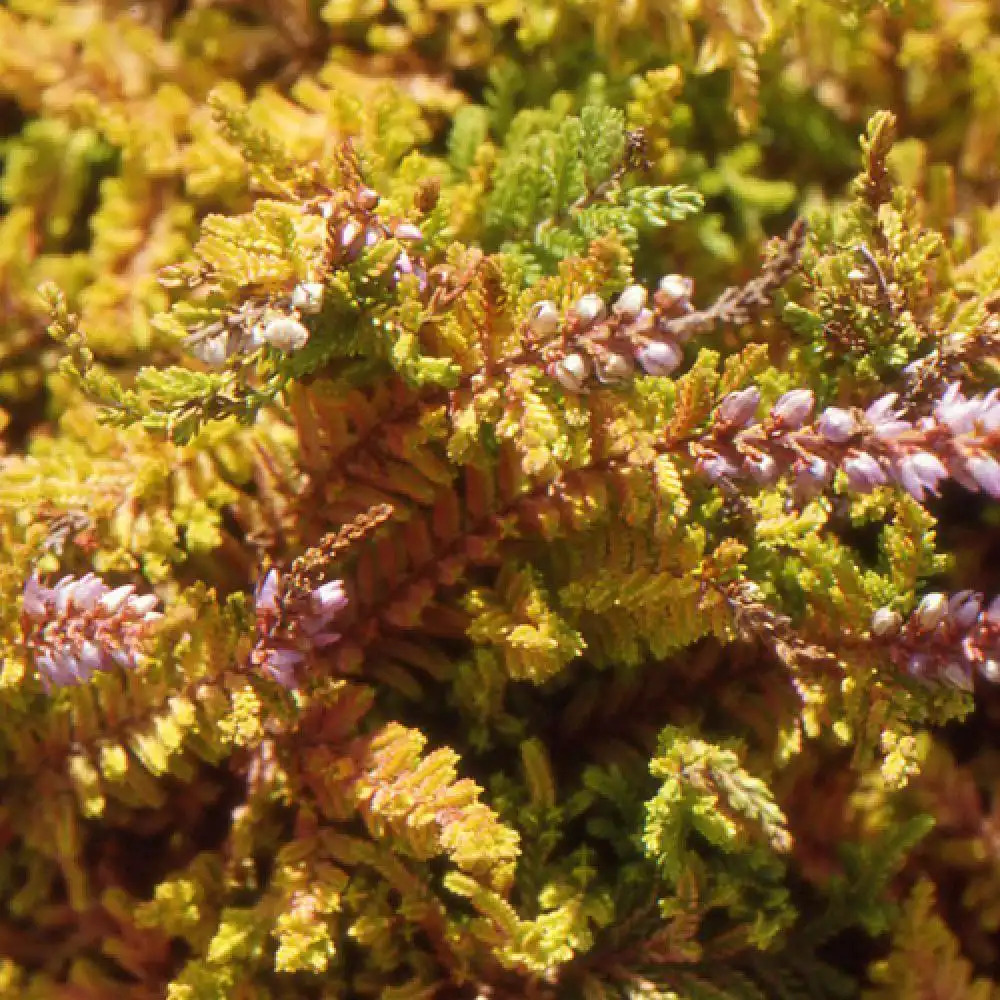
<box><xmin>871</xmin><ymin>607</ymin><xmax>902</xmax><ymax>636</ymax></box>
<box><xmin>613</xmin><ymin>284</ymin><xmax>648</xmax><ymax>320</ymax></box>
<box><xmin>291</xmin><ymin>281</ymin><xmax>325</xmax><ymax>315</ymax></box>
<box><xmin>191</xmin><ymin>332</ymin><xmax>230</xmax><ymax>365</ymax></box>
<box><xmin>528</xmin><ymin>300</ymin><xmax>560</xmax><ymax>336</ymax></box>
<box><xmin>636</xmin><ymin>339</ymin><xmax>683</xmax><ymax>376</ymax></box>
<box><xmin>257</xmin><ymin>316</ymin><xmax>310</xmax><ymax>352</ymax></box>
<box><xmin>595</xmin><ymin>351</ymin><xmax>633</xmax><ymax>384</ymax></box>
<box><xmin>847</xmin><ymin>268</ymin><xmax>866</xmax><ymax>283</ymax></box>
<box><xmin>915</xmin><ymin>592</ymin><xmax>948</xmax><ymax>630</ymax></box>
<box><xmin>572</xmin><ymin>293</ymin><xmax>606</xmax><ymax>327</ymax></box>
<box><xmin>657</xmin><ymin>273</ymin><xmax>693</xmax><ymax>307</ymax></box>
<box><xmin>550</xmin><ymin>353</ymin><xmax>590</xmax><ymax>392</ymax></box>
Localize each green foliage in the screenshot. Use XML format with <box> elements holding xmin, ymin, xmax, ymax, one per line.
<box><xmin>643</xmin><ymin>728</ymin><xmax>793</xmax><ymax>948</ymax></box>
<box><xmin>479</xmin><ymin>100</ymin><xmax>704</xmax><ymax>276</ymax></box>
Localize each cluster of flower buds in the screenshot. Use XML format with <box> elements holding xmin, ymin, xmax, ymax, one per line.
<box><xmin>322</xmin><ymin>185</ymin><xmax>428</xmax><ymax>292</ymax></box>
<box><xmin>871</xmin><ymin>591</ymin><xmax>1000</xmax><ymax>691</ymax></box>
<box><xmin>21</xmin><ymin>573</ymin><xmax>162</xmax><ymax>689</ymax></box>
<box><xmin>535</xmin><ymin>274</ymin><xmax>696</xmax><ymax>393</ymax></box>
<box><xmin>692</xmin><ymin>383</ymin><xmax>1000</xmax><ymax>503</ymax></box>
<box><xmin>187</xmin><ymin>279</ymin><xmax>322</xmax><ymax>365</ymax></box>
<box><xmin>187</xmin><ymin>181</ymin><xmax>433</xmax><ymax>367</ymax></box>
<box><xmin>251</xmin><ymin>568</ymin><xmax>348</xmax><ymax>688</ymax></box>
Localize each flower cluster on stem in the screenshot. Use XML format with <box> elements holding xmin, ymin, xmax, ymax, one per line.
<box><xmin>692</xmin><ymin>384</ymin><xmax>1000</xmax><ymax>502</ymax></box>
<box><xmin>871</xmin><ymin>591</ymin><xmax>1000</xmax><ymax>690</ymax></box>
<box><xmin>534</xmin><ymin>274</ymin><xmax>697</xmax><ymax>391</ymax></box>
<box><xmin>251</xmin><ymin>568</ymin><xmax>349</xmax><ymax>688</ymax></box>
<box><xmin>323</xmin><ymin>184</ymin><xmax>427</xmax><ymax>290</ymax></box>
<box><xmin>21</xmin><ymin>573</ymin><xmax>162</xmax><ymax>689</ymax></box>
<box><xmin>186</xmin><ymin>181</ymin><xmax>428</xmax><ymax>365</ymax></box>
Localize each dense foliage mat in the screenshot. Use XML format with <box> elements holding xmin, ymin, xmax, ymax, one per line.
<box><xmin>3</xmin><ymin>2</ymin><xmax>1000</xmax><ymax>998</ymax></box>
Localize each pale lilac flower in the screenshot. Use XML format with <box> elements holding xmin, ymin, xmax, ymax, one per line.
<box><xmin>528</xmin><ymin>300</ymin><xmax>560</xmax><ymax>336</ymax></box>
<box><xmin>259</xmin><ymin>648</ymin><xmax>304</xmax><ymax>689</ymax></box>
<box><xmin>339</xmin><ymin>219</ymin><xmax>363</xmax><ymax>255</ymax></box>
<box><xmin>934</xmin><ymin>383</ymin><xmax>990</xmax><ymax>434</ymax></box>
<box><xmin>251</xmin><ymin>569</ymin><xmax>349</xmax><ymax>688</ymax></box>
<box><xmin>746</xmin><ymin>453</ymin><xmax>779</xmax><ymax>485</ymax></box>
<box><xmin>843</xmin><ymin>452</ymin><xmax>888</xmax><ymax>493</ymax></box>
<box><xmin>865</xmin><ymin>394</ymin><xmax>910</xmax><ymax>440</ymax></box>
<box><xmin>981</xmin><ymin>390</ymin><xmax>1000</xmax><ymax>432</ymax></box>
<box><xmin>657</xmin><ymin>274</ymin><xmax>693</xmax><ymax>308</ymax></box>
<box><xmin>629</xmin><ymin>308</ymin><xmax>656</xmax><ymax>335</ymax></box>
<box><xmin>254</xmin><ymin>316</ymin><xmax>310</xmax><ymax>352</ymax></box>
<box><xmin>948</xmin><ymin>591</ymin><xmax>983</xmax><ymax>630</ymax></box>
<box><xmin>792</xmin><ymin>456</ymin><xmax>832</xmax><ymax>499</ymax></box>
<box><xmin>393</xmin><ymin>249</ymin><xmax>429</xmax><ymax>291</ymax></box>
<box><xmin>255</xmin><ymin>568</ymin><xmax>280</xmax><ymax>614</ymax></box>
<box><xmin>717</xmin><ymin>387</ymin><xmax>761</xmax><ymax>427</ymax></box>
<box><xmin>896</xmin><ymin>451</ymin><xmax>948</xmax><ymax>502</ymax></box>
<box><xmin>309</xmin><ymin>580</ymin><xmax>348</xmax><ymax>619</ymax></box>
<box><xmin>291</xmin><ymin>281</ymin><xmax>325</xmax><ymax>315</ymax></box>
<box><xmin>550</xmin><ymin>354</ymin><xmax>590</xmax><ymax>392</ymax></box>
<box><xmin>817</xmin><ymin>407</ymin><xmax>858</xmax><ymax>443</ymax></box>
<box><xmin>981</xmin><ymin>659</ymin><xmax>1000</xmax><ymax>682</ymax></box>
<box><xmin>697</xmin><ymin>453</ymin><xmax>742</xmax><ymax>482</ymax></box>
<box><xmin>771</xmin><ymin>389</ymin><xmax>814</xmax><ymax>428</ymax></box>
<box><xmin>864</xmin><ymin>393</ymin><xmax>899</xmax><ymax>422</ymax></box>
<box><xmin>22</xmin><ymin>574</ymin><xmax>49</xmax><ymax>616</ymax></box>
<box><xmin>966</xmin><ymin>455</ymin><xmax>1000</xmax><ymax>498</ymax></box>
<box><xmin>22</xmin><ymin>572</ymin><xmax>161</xmax><ymax>690</ymax></box>
<box><xmin>594</xmin><ymin>352</ymin><xmax>633</xmax><ymax>385</ymax></box>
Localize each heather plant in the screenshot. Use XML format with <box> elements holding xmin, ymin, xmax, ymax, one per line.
<box><xmin>3</xmin><ymin>3</ymin><xmax>1000</xmax><ymax>1000</ymax></box>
